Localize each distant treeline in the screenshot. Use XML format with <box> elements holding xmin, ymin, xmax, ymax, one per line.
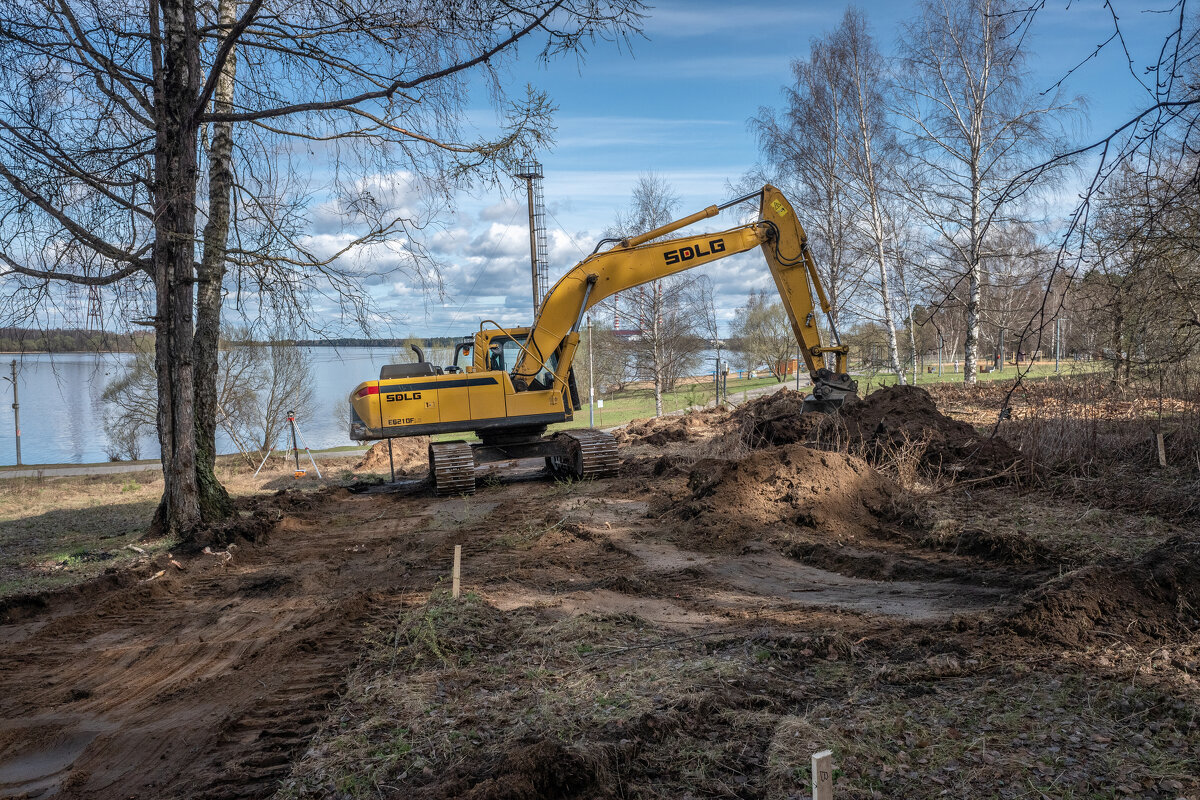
<box><xmin>292</xmin><ymin>336</ymin><xmax>466</xmax><ymax>348</ymax></box>
<box><xmin>0</xmin><ymin>327</ymin><xmax>152</xmax><ymax>353</ymax></box>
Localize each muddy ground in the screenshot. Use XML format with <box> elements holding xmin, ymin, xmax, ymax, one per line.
<box><xmin>1</xmin><ymin>387</ymin><xmax>1198</xmax><ymax>799</ymax></box>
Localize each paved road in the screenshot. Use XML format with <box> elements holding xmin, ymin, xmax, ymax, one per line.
<box><xmin>0</xmin><ymin>448</ymin><xmax>371</xmax><ymax>480</ymax></box>
<box><xmin>0</xmin><ymin>379</ymin><xmax>808</xmax><ymax>479</ymax></box>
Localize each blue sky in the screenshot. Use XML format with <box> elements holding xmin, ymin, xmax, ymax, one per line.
<box><xmin>348</xmin><ymin>1</ymin><xmax>1183</xmax><ymax>339</ymax></box>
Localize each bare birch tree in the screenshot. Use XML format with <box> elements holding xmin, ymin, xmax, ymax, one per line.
<box><xmin>730</xmin><ymin>289</ymin><xmax>794</xmax><ymax>382</ymax></box>
<box><xmin>894</xmin><ymin>0</ymin><xmax>1074</xmax><ymax>384</ymax></box>
<box><xmin>834</xmin><ymin>8</ymin><xmax>907</xmax><ymax>384</ymax></box>
<box><xmin>751</xmin><ymin>38</ymin><xmax>866</xmax><ymax>328</ymax></box>
<box><xmin>603</xmin><ymin>173</ymin><xmax>704</xmax><ymax>416</ymax></box>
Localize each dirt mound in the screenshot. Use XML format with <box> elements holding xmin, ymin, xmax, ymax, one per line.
<box><xmin>838</xmin><ymin>385</ymin><xmax>1022</xmax><ymax>478</ymax></box>
<box><xmin>616</xmin><ymin>408</ymin><xmax>727</xmax><ymax>446</ymax></box>
<box><xmin>943</xmin><ymin>527</ymin><xmax>1062</xmax><ymax>566</ymax></box>
<box><xmin>356</xmin><ymin>437</ymin><xmax>430</xmax><ymax>474</ymax></box>
<box><xmin>731</xmin><ymin>389</ymin><xmax>827</xmax><ymax>447</ymax></box>
<box><xmin>1011</xmin><ymin>534</ymin><xmax>1200</xmax><ymax>645</ymax></box>
<box><xmin>732</xmin><ymin>386</ymin><xmax>1021</xmax><ymax>479</ymax></box>
<box><xmin>677</xmin><ymin>444</ymin><xmax>895</xmax><ymax>550</ymax></box>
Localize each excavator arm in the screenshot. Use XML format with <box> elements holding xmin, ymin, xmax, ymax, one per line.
<box><xmin>511</xmin><ymin>185</ymin><xmax>856</xmax><ymax>409</ymax></box>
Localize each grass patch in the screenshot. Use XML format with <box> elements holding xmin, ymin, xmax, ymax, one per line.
<box><xmin>278</xmin><ymin>592</ymin><xmax>1200</xmax><ymax>799</ymax></box>
<box><xmin>553</xmin><ymin>374</ymin><xmax>784</xmax><ymax>433</ymax></box>
<box><xmin>0</xmin><ymin>470</ymin><xmax>168</xmax><ymax>597</ymax></box>
<box><xmin>855</xmin><ymin>360</ymin><xmax>1103</xmax><ymax>395</ymax></box>
<box><xmin>0</xmin><ymin>453</ymin><xmax>368</xmax><ymax>598</ymax></box>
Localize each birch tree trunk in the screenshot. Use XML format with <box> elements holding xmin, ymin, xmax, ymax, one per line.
<box><xmin>964</xmin><ymin>166</ymin><xmax>982</xmax><ymax>384</ymax></box>
<box><xmin>194</xmin><ymin>0</ymin><xmax>237</xmax><ymax>522</ymax></box>
<box><xmin>840</xmin><ymin>8</ymin><xmax>906</xmax><ymax>385</ymax></box>
<box><xmin>891</xmin><ymin>235</ymin><xmax>920</xmax><ymax>384</ymax></box>
<box><xmin>151</xmin><ymin>0</ymin><xmax>202</xmax><ymax>534</ymax></box>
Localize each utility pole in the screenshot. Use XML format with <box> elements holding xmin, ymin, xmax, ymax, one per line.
<box><xmin>8</xmin><ymin>360</ymin><xmax>20</xmax><ymax>465</ymax></box>
<box><xmin>713</xmin><ymin>337</ymin><xmax>722</xmax><ymax>405</ymax></box>
<box><xmin>1055</xmin><ymin>318</ymin><xmax>1061</xmax><ymax>372</ymax></box>
<box><xmin>588</xmin><ymin>315</ymin><xmax>595</xmax><ymax>428</ymax></box>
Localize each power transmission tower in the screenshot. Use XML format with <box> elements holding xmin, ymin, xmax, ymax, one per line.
<box><xmin>516</xmin><ymin>161</ymin><xmax>549</xmax><ymax>310</ymax></box>
<box><xmin>86</xmin><ymin>286</ymin><xmax>103</xmax><ymax>330</ymax></box>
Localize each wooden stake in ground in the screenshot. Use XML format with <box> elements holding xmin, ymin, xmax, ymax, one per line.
<box><xmin>811</xmin><ymin>749</ymin><xmax>833</xmax><ymax>800</ymax></box>
<box><xmin>1157</xmin><ymin>433</ymin><xmax>1167</xmax><ymax>468</ymax></box>
<box><xmin>452</xmin><ymin>545</ymin><xmax>462</xmax><ymax>599</ymax></box>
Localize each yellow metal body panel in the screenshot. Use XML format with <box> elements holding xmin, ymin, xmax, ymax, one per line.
<box><xmin>438</xmin><ymin>381</ymin><xmax>471</xmax><ymax>423</ymax></box>
<box><xmin>505</xmin><ymin>387</ymin><xmax>566</xmax><ymax>419</ymax></box>
<box><xmin>378</xmin><ymin>381</ymin><xmax>439</xmax><ymax>426</ymax></box>
<box><xmin>468</xmin><ymin>372</ymin><xmax>507</xmax><ymax>419</ymax></box>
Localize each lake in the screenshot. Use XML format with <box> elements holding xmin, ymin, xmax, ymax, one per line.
<box><xmin>0</xmin><ymin>348</ymin><xmax>406</xmax><ymax>466</ymax></box>
<box><xmin>0</xmin><ymin>345</ymin><xmax>736</xmax><ymax>466</ymax></box>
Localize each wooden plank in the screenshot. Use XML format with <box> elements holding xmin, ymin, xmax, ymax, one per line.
<box><xmin>452</xmin><ymin>544</ymin><xmax>462</xmax><ymax>599</ymax></box>
<box><xmin>811</xmin><ymin>749</ymin><xmax>833</xmax><ymax>800</ymax></box>
<box><xmin>1157</xmin><ymin>433</ymin><xmax>1167</xmax><ymax>468</ymax></box>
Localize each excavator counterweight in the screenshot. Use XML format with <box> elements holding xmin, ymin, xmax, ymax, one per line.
<box><xmin>349</xmin><ymin>185</ymin><xmax>857</xmax><ymax>494</ymax></box>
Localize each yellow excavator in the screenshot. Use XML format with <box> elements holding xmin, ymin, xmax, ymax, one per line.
<box><xmin>349</xmin><ymin>185</ymin><xmax>857</xmax><ymax>494</ymax></box>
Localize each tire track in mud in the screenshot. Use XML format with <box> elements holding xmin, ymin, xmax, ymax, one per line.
<box><xmin>0</xmin><ymin>453</ymin><xmax>1033</xmax><ymax>799</ymax></box>
<box><xmin>0</xmin><ymin>491</ymin><xmax>448</xmax><ymax>799</ymax></box>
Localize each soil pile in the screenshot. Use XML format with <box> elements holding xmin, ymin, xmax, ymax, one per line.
<box><xmin>731</xmin><ymin>389</ymin><xmax>827</xmax><ymax>447</ymax></box>
<box><xmin>616</xmin><ymin>408</ymin><xmax>727</xmax><ymax>446</ymax></box>
<box><xmin>356</xmin><ymin>437</ymin><xmax>430</xmax><ymax>474</ymax></box>
<box><xmin>838</xmin><ymin>386</ymin><xmax>1022</xmax><ymax>478</ymax></box>
<box><xmin>678</xmin><ymin>444</ymin><xmax>895</xmax><ymax>549</ymax></box>
<box><xmin>732</xmin><ymin>386</ymin><xmax>1021</xmax><ymax>479</ymax></box>
<box><xmin>1011</xmin><ymin>533</ymin><xmax>1200</xmax><ymax>645</ymax></box>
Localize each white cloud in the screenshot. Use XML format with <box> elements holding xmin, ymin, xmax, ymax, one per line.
<box><xmin>479</xmin><ymin>198</ymin><xmax>523</xmax><ymax>222</ymax></box>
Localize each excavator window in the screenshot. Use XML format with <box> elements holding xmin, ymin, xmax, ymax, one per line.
<box><xmin>488</xmin><ymin>335</ymin><xmax>527</xmax><ymax>375</ymax></box>
<box><xmin>488</xmin><ymin>334</ymin><xmax>559</xmax><ymax>388</ymax></box>
<box><xmin>530</xmin><ymin>352</ymin><xmax>559</xmax><ymax>390</ymax></box>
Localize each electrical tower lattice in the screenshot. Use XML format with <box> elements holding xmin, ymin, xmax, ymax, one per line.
<box><xmin>516</xmin><ymin>161</ymin><xmax>550</xmax><ymax>309</ymax></box>
<box><xmin>86</xmin><ymin>286</ymin><xmax>103</xmax><ymax>330</ymax></box>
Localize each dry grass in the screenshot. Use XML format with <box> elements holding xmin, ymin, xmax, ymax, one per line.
<box><xmin>926</xmin><ymin>486</ymin><xmax>1182</xmax><ymax>565</ymax></box>
<box><xmin>277</xmin><ymin>590</ymin><xmax>1200</xmax><ymax>800</ymax></box>
<box><xmin>0</xmin><ymin>453</ymin><xmax>366</xmax><ymax>598</ymax></box>
<box><xmin>928</xmin><ymin>373</ymin><xmax>1200</xmax><ymax>521</ymax></box>
<box><xmin>0</xmin><ymin>469</ymin><xmax>168</xmax><ymax>596</ymax></box>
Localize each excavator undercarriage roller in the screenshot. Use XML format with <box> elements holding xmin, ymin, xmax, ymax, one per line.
<box><xmin>429</xmin><ymin>441</ymin><xmax>476</xmax><ymax>496</ymax></box>
<box><xmin>547</xmin><ymin>429</ymin><xmax>619</xmax><ymax>480</ymax></box>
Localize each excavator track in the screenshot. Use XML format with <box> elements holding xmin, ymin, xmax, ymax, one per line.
<box><xmin>429</xmin><ymin>441</ymin><xmax>476</xmax><ymax>496</ymax></box>
<box><xmin>550</xmin><ymin>429</ymin><xmax>619</xmax><ymax>480</ymax></box>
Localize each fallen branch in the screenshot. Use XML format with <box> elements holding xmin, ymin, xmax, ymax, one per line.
<box><xmin>921</xmin><ymin>462</ymin><xmax>1021</xmax><ymax>497</ymax></box>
